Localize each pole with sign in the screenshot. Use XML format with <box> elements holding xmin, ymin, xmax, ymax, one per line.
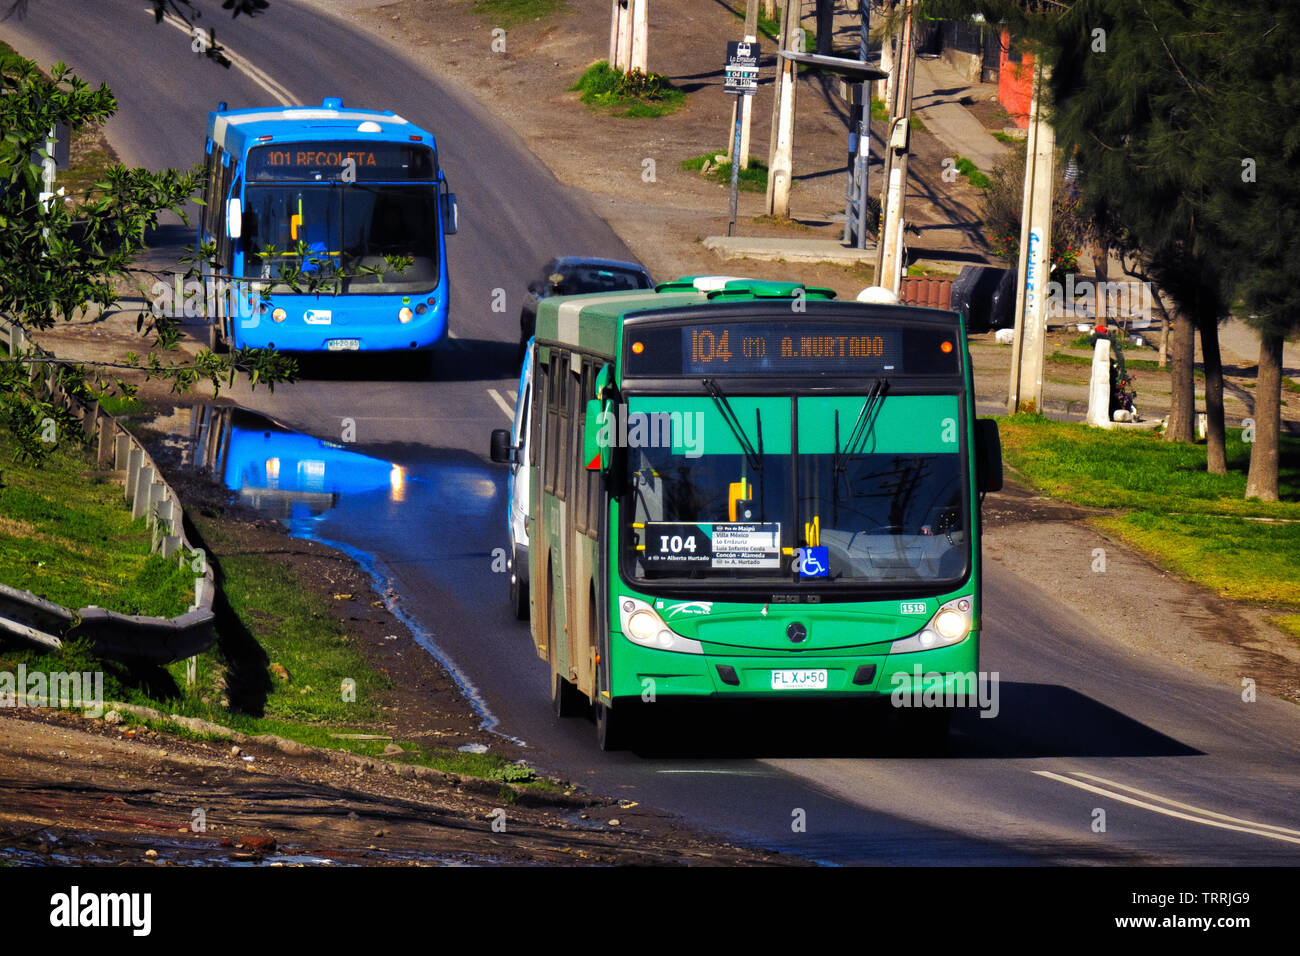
<box><xmin>724</xmin><ymin>40</ymin><xmax>760</xmax><ymax>237</ymax></box>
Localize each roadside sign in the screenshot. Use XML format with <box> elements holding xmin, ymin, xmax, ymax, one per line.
<box><xmin>724</xmin><ymin>40</ymin><xmax>760</xmax><ymax>96</ymax></box>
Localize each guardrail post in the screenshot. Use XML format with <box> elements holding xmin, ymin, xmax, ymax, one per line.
<box><xmin>146</xmin><ymin>482</ymin><xmax>167</xmax><ymax>530</ymax></box>
<box><xmin>132</xmin><ymin>466</ymin><xmax>155</xmax><ymax>520</ymax></box>
<box><xmin>114</xmin><ymin>432</ymin><xmax>130</xmax><ymax>470</ymax></box>
<box><xmin>98</xmin><ymin>416</ymin><xmax>116</xmax><ymax>466</ymax></box>
<box><xmin>81</xmin><ymin>400</ymin><xmax>99</xmax><ymax>439</ymax></box>
<box><xmin>126</xmin><ymin>447</ymin><xmax>143</xmax><ymax>500</ymax></box>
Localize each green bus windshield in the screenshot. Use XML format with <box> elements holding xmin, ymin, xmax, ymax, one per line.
<box><xmin>622</xmin><ymin>393</ymin><xmax>968</xmax><ymax>586</ymax></box>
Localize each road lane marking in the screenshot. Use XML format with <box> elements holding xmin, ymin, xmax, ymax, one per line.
<box><xmin>656</xmin><ymin>769</ymin><xmax>774</xmax><ymax>776</ymax></box>
<box><xmin>486</xmin><ymin>388</ymin><xmax>514</xmax><ymax>420</ymax></box>
<box><xmin>1069</xmin><ymin>771</ymin><xmax>1300</xmax><ymax>837</ymax></box>
<box><xmin>149</xmin><ymin>9</ymin><xmax>298</xmax><ymax>105</ymax></box>
<box><xmin>1034</xmin><ymin>770</ymin><xmax>1300</xmax><ymax>846</ymax></box>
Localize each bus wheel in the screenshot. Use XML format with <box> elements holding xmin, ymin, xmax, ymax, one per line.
<box><xmin>596</xmin><ymin>699</ymin><xmax>638</xmax><ymax>752</ymax></box>
<box><xmin>208</xmin><ymin>319</ymin><xmax>228</xmax><ymax>354</ymax></box>
<box><xmin>509</xmin><ymin>544</ymin><xmax>528</xmax><ymax>621</ymax></box>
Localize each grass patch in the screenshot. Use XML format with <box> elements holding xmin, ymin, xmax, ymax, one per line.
<box><xmin>0</xmin><ymin>519</ymin><xmax>548</xmax><ymax>789</ymax></box>
<box><xmin>681</xmin><ymin>152</ymin><xmax>768</xmax><ymax>192</ymax></box>
<box><xmin>0</xmin><ymin>429</ymin><xmax>192</xmax><ymax>616</ymax></box>
<box><xmin>1273</xmin><ymin>614</ymin><xmax>1300</xmax><ymax>644</ymax></box>
<box><xmin>993</xmin><ymin>130</ymin><xmax>1023</xmax><ymax>144</ymax></box>
<box><xmin>955</xmin><ymin>157</ymin><xmax>990</xmax><ymax>189</ymax></box>
<box><xmin>571</xmin><ymin>61</ymin><xmax>684</xmax><ymax>118</ymax></box>
<box><xmin>1049</xmin><ymin>350</ymin><xmax>1199</xmax><ymax>377</ymax></box>
<box><xmin>1284</xmin><ymin>377</ymin><xmax>1300</xmax><ymax>395</ymax></box>
<box><xmin>998</xmin><ymin>413</ymin><xmax>1300</xmax><ymax>611</ymax></box>
<box><xmin>471</xmin><ymin>0</ymin><xmax>565</xmax><ymax>27</ymax></box>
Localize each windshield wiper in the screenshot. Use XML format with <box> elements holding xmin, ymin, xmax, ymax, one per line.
<box><xmin>832</xmin><ymin>379</ymin><xmax>890</xmax><ymax>477</ymax></box>
<box><xmin>703</xmin><ymin>378</ymin><xmax>763</xmax><ymax>472</ymax></box>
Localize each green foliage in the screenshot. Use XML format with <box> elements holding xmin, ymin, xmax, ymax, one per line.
<box><xmin>472</xmin><ymin>0</ymin><xmax>565</xmax><ymax>27</ymax></box>
<box><xmin>979</xmin><ymin>140</ymin><xmax>1083</xmax><ymax>280</ymax></box>
<box><xmin>571</xmin><ymin>62</ymin><xmax>685</xmax><ymax>117</ymax></box>
<box><xmin>681</xmin><ymin>152</ymin><xmax>769</xmax><ymax>192</ymax></box>
<box><xmin>0</xmin><ymin>52</ymin><xmax>301</xmax><ymax>463</ymax></box>
<box><xmin>998</xmin><ymin>414</ymin><xmax>1300</xmax><ymax>605</ymax></box>
<box><xmin>955</xmin><ymin>157</ymin><xmax>990</xmax><ymax>190</ymax></box>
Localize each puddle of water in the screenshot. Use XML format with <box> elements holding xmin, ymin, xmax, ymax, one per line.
<box><xmin>152</xmin><ymin>403</ymin><xmax>521</xmax><ymax>744</ymax></box>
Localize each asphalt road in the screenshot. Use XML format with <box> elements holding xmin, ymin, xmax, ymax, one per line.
<box><xmin>5</xmin><ymin>0</ymin><xmax>1300</xmax><ymax>866</ymax></box>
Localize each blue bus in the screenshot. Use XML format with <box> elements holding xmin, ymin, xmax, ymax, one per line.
<box><xmin>198</xmin><ymin>98</ymin><xmax>458</xmax><ymax>365</ymax></box>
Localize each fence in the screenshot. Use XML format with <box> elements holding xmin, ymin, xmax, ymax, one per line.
<box><xmin>0</xmin><ymin>315</ymin><xmax>215</xmax><ymax>665</ymax></box>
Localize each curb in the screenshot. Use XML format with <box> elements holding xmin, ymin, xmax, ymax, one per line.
<box><xmin>104</xmin><ymin>701</ymin><xmax>598</xmax><ymax>810</ymax></box>
<box><xmin>0</xmin><ymin>316</ymin><xmax>216</xmax><ymax>664</ymax></box>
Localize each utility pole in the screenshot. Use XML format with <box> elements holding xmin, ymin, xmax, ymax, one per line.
<box><xmin>735</xmin><ymin>0</ymin><xmax>760</xmax><ymax>170</ymax></box>
<box><xmin>1006</xmin><ymin>59</ymin><xmax>1055</xmax><ymax>415</ymax></box>
<box><xmin>765</xmin><ymin>0</ymin><xmax>798</xmax><ymax>218</ymax></box>
<box><xmin>610</xmin><ymin>1</ymin><xmax>629</xmax><ymax>70</ymax></box>
<box><xmin>873</xmin><ymin>0</ymin><xmax>916</xmax><ymax>294</ymax></box>
<box><xmin>630</xmin><ymin>0</ymin><xmax>648</xmax><ymax>74</ymax></box>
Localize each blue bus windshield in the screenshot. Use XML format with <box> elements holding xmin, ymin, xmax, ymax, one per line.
<box><xmin>242</xmin><ymin>182</ymin><xmax>441</xmax><ymax>294</ymax></box>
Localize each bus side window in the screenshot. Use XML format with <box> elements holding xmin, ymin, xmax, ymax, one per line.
<box><xmin>582</xmin><ymin>360</ymin><xmax>601</xmax><ymax>539</ymax></box>
<box><xmin>543</xmin><ymin>353</ymin><xmax>559</xmax><ymax>497</ymax></box>
<box><xmin>556</xmin><ymin>353</ymin><xmax>571</xmax><ymax>503</ymax></box>
<box><xmin>215</xmin><ymin>157</ymin><xmax>235</xmax><ymax>269</ymax></box>
<box><xmin>202</xmin><ymin>146</ymin><xmax>219</xmax><ymax>239</ymax></box>
<box><xmin>573</xmin><ymin>362</ymin><xmax>589</xmax><ymax>534</ymax></box>
<box><xmin>530</xmin><ymin>362</ymin><xmax>544</xmax><ymax>468</ymax></box>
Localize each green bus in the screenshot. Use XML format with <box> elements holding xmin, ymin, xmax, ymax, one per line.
<box><xmin>490</xmin><ymin>277</ymin><xmax>1002</xmax><ymax>750</ymax></box>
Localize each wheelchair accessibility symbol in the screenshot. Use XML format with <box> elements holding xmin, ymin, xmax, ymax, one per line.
<box><xmin>794</xmin><ymin>546</ymin><xmax>829</xmax><ymax>578</ymax></box>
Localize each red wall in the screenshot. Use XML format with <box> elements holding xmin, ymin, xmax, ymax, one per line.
<box><xmin>998</xmin><ymin>30</ymin><xmax>1034</xmax><ymax>129</ymax></box>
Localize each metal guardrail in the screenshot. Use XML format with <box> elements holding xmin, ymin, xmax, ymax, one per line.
<box><xmin>0</xmin><ymin>315</ymin><xmax>215</xmax><ymax>664</ymax></box>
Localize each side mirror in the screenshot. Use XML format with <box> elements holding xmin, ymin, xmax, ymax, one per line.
<box><xmin>975</xmin><ymin>419</ymin><xmax>1003</xmax><ymax>493</ymax></box>
<box><xmin>489</xmin><ymin>427</ymin><xmax>514</xmax><ymax>464</ymax></box>
<box><xmin>441</xmin><ymin>192</ymin><xmax>458</xmax><ymax>235</ymax></box>
<box><xmin>227</xmin><ymin>198</ymin><xmax>242</xmax><ymax>239</ymax></box>
<box><xmin>583</xmin><ymin>398</ymin><xmax>610</xmax><ymax>472</ymax></box>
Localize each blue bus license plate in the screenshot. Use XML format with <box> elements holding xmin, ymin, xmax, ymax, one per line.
<box><xmin>771</xmin><ymin>669</ymin><xmax>828</xmax><ymax>690</ymax></box>
<box><xmin>327</xmin><ymin>339</ymin><xmax>360</xmax><ymax>351</ymax></box>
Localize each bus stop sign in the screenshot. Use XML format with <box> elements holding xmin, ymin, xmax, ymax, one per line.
<box><xmin>724</xmin><ymin>41</ymin><xmax>760</xmax><ymax>95</ymax></box>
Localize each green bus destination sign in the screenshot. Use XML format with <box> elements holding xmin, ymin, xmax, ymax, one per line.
<box><xmin>624</xmin><ymin>320</ymin><xmax>960</xmax><ymax>376</ymax></box>
<box><xmin>247</xmin><ymin>142</ymin><xmax>436</xmax><ymax>181</ymax></box>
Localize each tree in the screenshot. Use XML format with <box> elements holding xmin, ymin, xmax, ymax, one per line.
<box><xmin>0</xmin><ymin>51</ymin><xmax>294</xmax><ymax>466</ymax></box>
<box><xmin>921</xmin><ymin>0</ymin><xmax>1297</xmax><ymax>493</ymax></box>
<box><xmin>979</xmin><ymin>141</ymin><xmax>1086</xmax><ymax>284</ymax></box>
<box><xmin>1207</xmin><ymin>3</ymin><xmax>1300</xmax><ymax>501</ymax></box>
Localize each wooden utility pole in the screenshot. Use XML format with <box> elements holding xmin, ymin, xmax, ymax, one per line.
<box><xmin>738</xmin><ymin>1</ymin><xmax>760</xmax><ymax>169</ymax></box>
<box><xmin>765</xmin><ymin>0</ymin><xmax>798</xmax><ymax>217</ymax></box>
<box><xmin>873</xmin><ymin>0</ymin><xmax>916</xmax><ymax>294</ymax></box>
<box><xmin>610</xmin><ymin>1</ymin><xmax>629</xmax><ymax>69</ymax></box>
<box><xmin>1006</xmin><ymin>59</ymin><xmax>1055</xmax><ymax>415</ymax></box>
<box><xmin>630</xmin><ymin>0</ymin><xmax>648</xmax><ymax>73</ymax></box>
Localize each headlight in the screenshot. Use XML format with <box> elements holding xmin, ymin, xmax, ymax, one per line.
<box><xmin>398</xmin><ymin>307</ymin><xmax>413</xmax><ymax>323</ymax></box>
<box><xmin>618</xmin><ymin>597</ymin><xmax>704</xmax><ymax>655</ymax></box>
<box><xmin>889</xmin><ymin>597</ymin><xmax>972</xmax><ymax>654</ymax></box>
<box><xmin>272</xmin><ymin>307</ymin><xmax>287</xmax><ymax>323</ymax></box>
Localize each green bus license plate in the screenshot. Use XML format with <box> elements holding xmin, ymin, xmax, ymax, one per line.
<box><xmin>771</xmin><ymin>669</ymin><xmax>827</xmax><ymax>690</ymax></box>
<box><xmin>327</xmin><ymin>338</ymin><xmax>360</xmax><ymax>351</ymax></box>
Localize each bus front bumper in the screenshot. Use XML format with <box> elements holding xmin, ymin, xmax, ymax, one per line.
<box><xmin>609</xmin><ymin>633</ymin><xmax>979</xmax><ymax>700</ymax></box>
